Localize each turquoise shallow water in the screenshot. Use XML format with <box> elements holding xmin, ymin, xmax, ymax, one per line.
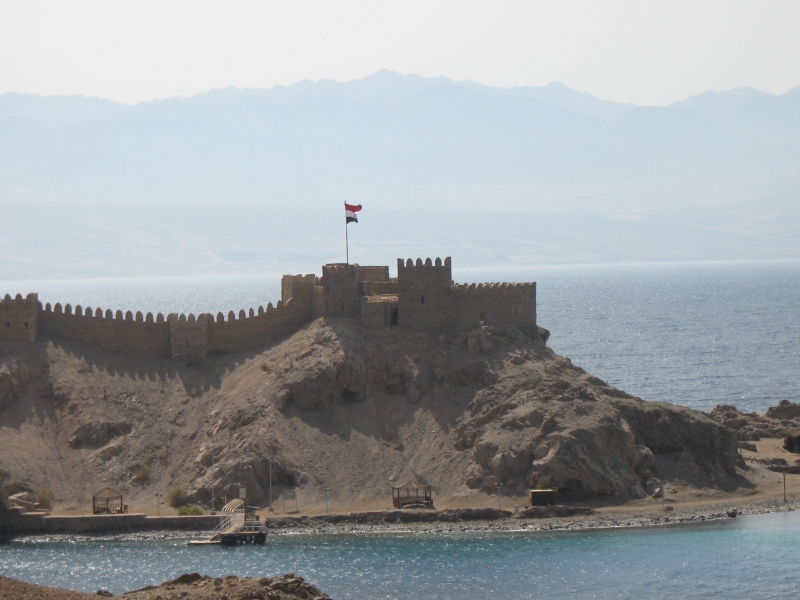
<box><xmin>2</xmin><ymin>260</ymin><xmax>798</xmax><ymax>412</ymax></box>
<box><xmin>2</xmin><ymin>511</ymin><xmax>800</xmax><ymax>598</ymax></box>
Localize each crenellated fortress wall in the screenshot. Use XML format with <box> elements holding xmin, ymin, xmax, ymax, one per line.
<box><xmin>2</xmin><ymin>291</ymin><xmax>315</xmax><ymax>365</ymax></box>
<box><xmin>38</xmin><ymin>302</ymin><xmax>171</xmax><ymax>358</ymax></box>
<box><xmin>1</xmin><ymin>256</ymin><xmax>537</xmax><ymax>363</ymax></box>
<box><xmin>452</xmin><ymin>281</ymin><xmax>536</xmax><ymax>330</ymax></box>
<box><xmin>394</xmin><ymin>257</ymin><xmax>537</xmax><ymax>334</ymax></box>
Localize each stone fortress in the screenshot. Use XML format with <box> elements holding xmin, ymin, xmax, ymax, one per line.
<box><xmin>1</xmin><ymin>257</ymin><xmax>537</xmax><ymax>364</ymax></box>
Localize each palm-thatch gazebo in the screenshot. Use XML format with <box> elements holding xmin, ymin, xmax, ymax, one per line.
<box><xmin>391</xmin><ymin>481</ymin><xmax>433</xmax><ymax>509</ymax></box>
<box><xmin>92</xmin><ymin>487</ymin><xmax>126</xmax><ymax>514</ymax></box>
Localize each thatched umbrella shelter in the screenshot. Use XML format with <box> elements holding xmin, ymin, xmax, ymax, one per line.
<box><xmin>391</xmin><ymin>481</ymin><xmax>433</xmax><ymax>509</ymax></box>
<box><xmin>92</xmin><ymin>487</ymin><xmax>126</xmax><ymax>514</ymax></box>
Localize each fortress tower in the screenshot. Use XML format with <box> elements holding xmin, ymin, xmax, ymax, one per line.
<box><xmin>397</xmin><ymin>257</ymin><xmax>454</xmax><ymax>332</ymax></box>
<box><xmin>1</xmin><ymin>293</ymin><xmax>38</xmax><ymax>343</ymax></box>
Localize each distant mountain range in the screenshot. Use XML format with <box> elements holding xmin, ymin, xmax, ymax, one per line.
<box><xmin>0</xmin><ymin>71</ymin><xmax>798</xmax><ymax>280</ymax></box>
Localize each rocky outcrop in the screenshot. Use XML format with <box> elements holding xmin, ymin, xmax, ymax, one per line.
<box><xmin>709</xmin><ymin>403</ymin><xmax>800</xmax><ymax>441</ymax></box>
<box><xmin>0</xmin><ymin>573</ymin><xmax>332</xmax><ymax>600</ymax></box>
<box><xmin>767</xmin><ymin>400</ymin><xmax>800</xmax><ymax>421</ymax></box>
<box><xmin>454</xmin><ymin>364</ymin><xmax>740</xmax><ymax>499</ymax></box>
<box><xmin>68</xmin><ymin>421</ymin><xmax>132</xmax><ymax>449</ymax></box>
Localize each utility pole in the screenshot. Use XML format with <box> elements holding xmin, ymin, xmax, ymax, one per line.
<box><xmin>784</xmin><ymin>468</ymin><xmax>787</xmax><ymax>503</ymax></box>
<box><xmin>495</xmin><ymin>483</ymin><xmax>502</xmax><ymax>510</ymax></box>
<box><xmin>210</xmin><ymin>450</ymin><xmax>215</xmax><ymax>511</ymax></box>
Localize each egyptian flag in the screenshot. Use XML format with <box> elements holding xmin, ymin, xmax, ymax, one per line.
<box><xmin>345</xmin><ymin>202</ymin><xmax>362</xmax><ymax>224</ymax></box>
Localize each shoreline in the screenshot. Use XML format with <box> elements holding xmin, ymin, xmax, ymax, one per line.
<box><xmin>7</xmin><ymin>497</ymin><xmax>797</xmax><ymax>544</ymax></box>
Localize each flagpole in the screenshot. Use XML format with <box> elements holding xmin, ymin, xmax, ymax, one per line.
<box><xmin>346</xmin><ymin>221</ymin><xmax>349</xmax><ymax>265</ymax></box>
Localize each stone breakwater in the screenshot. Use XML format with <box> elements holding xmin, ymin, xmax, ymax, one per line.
<box><xmin>262</xmin><ymin>500</ymin><xmax>799</xmax><ymax>536</ymax></box>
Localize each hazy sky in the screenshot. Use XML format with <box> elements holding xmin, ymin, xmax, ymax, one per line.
<box><xmin>1</xmin><ymin>1</ymin><xmax>799</xmax><ymax>105</ymax></box>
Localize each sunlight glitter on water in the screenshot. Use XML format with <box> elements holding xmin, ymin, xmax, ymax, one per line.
<box><xmin>2</xmin><ymin>512</ymin><xmax>800</xmax><ymax>598</ymax></box>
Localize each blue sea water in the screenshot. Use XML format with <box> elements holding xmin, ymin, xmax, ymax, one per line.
<box><xmin>2</xmin><ymin>259</ymin><xmax>798</xmax><ymax>412</ymax></box>
<box><xmin>1</xmin><ymin>261</ymin><xmax>799</xmax><ymax>597</ymax></box>
<box><xmin>2</xmin><ymin>511</ymin><xmax>800</xmax><ymax>599</ymax></box>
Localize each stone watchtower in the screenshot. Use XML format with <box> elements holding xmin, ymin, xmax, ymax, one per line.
<box><xmin>396</xmin><ymin>257</ymin><xmax>453</xmax><ymax>332</ymax></box>
<box><xmin>321</xmin><ymin>264</ymin><xmax>362</xmax><ymax>318</ymax></box>
<box><xmin>0</xmin><ymin>293</ymin><xmax>38</xmax><ymax>343</ymax></box>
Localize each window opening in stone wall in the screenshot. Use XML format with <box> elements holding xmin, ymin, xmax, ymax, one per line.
<box><xmin>421</xmin><ymin>296</ymin><xmax>424</xmax><ymax>304</ymax></box>
<box><xmin>391</xmin><ymin>308</ymin><xmax>398</xmax><ymax>326</ymax></box>
<box><xmin>480</xmin><ymin>310</ymin><xmax>488</xmax><ymax>325</ymax></box>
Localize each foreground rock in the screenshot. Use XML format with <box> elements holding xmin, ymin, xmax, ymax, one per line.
<box><xmin>0</xmin><ymin>573</ymin><xmax>331</xmax><ymax>600</ymax></box>
<box><xmin>0</xmin><ymin>318</ymin><xmax>743</xmax><ymax>511</ymax></box>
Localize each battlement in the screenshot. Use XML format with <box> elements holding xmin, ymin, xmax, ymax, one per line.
<box><xmin>452</xmin><ymin>282</ymin><xmax>536</xmax><ymax>294</ymax></box>
<box><xmin>31</xmin><ymin>295</ymin><xmax>313</xmax><ymax>363</ymax></box>
<box><xmin>38</xmin><ymin>302</ymin><xmax>171</xmax><ymax>358</ymax></box>
<box><xmin>397</xmin><ymin>257</ymin><xmax>451</xmax><ymax>269</ymax></box>
<box><xmin>0</xmin><ymin>293</ymin><xmax>38</xmax><ymax>342</ymax></box>
<box><xmin>451</xmin><ymin>281</ymin><xmax>536</xmax><ymax>330</ymax></box>
<box><xmin>396</xmin><ymin>257</ymin><xmax>454</xmax><ymax>331</ymax></box>
<box><xmin>1</xmin><ymin>254</ymin><xmax>537</xmax><ymax>362</ymax></box>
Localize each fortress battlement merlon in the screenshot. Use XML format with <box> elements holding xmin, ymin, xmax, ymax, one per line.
<box><xmin>397</xmin><ymin>257</ymin><xmax>452</xmax><ymax>269</ymax></box>
<box><xmin>1</xmin><ymin>256</ymin><xmax>536</xmax><ymax>363</ymax></box>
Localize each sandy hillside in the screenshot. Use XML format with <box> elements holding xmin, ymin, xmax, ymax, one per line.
<box><xmin>0</xmin><ymin>317</ymin><xmax>762</xmax><ymax>513</ymax></box>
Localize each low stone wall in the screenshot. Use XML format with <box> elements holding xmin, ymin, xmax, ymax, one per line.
<box><xmin>0</xmin><ymin>511</ymin><xmax>219</xmax><ymax>537</ymax></box>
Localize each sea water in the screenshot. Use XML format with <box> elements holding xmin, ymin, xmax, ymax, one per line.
<box><xmin>2</xmin><ymin>259</ymin><xmax>798</xmax><ymax>412</ymax></box>
<box><xmin>1</xmin><ymin>511</ymin><xmax>800</xmax><ymax>598</ymax></box>
<box><xmin>2</xmin><ymin>260</ymin><xmax>799</xmax><ymax>597</ymax></box>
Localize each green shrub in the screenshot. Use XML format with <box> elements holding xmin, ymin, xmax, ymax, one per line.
<box><xmin>35</xmin><ymin>488</ymin><xmax>52</xmax><ymax>509</ymax></box>
<box><xmin>534</xmin><ymin>475</ymin><xmax>560</xmax><ymax>499</ymax></box>
<box><xmin>168</xmin><ymin>487</ymin><xmax>188</xmax><ymax>508</ymax></box>
<box><xmin>177</xmin><ymin>505</ymin><xmax>204</xmax><ymax>516</ymax></box>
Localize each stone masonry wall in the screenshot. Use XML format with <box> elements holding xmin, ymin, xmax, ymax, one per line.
<box><xmin>30</xmin><ymin>273</ymin><xmax>319</xmax><ymax>363</ymax></box>
<box><xmin>38</xmin><ymin>303</ymin><xmax>171</xmax><ymax>358</ymax></box>
<box><xmin>452</xmin><ymin>282</ymin><xmax>536</xmax><ymax>331</ymax></box>
<box><xmin>397</xmin><ymin>257</ymin><xmax>454</xmax><ymax>332</ymax></box>
<box><xmin>206</xmin><ymin>299</ymin><xmax>311</xmax><ymax>354</ymax></box>
<box><xmin>169</xmin><ymin>313</ymin><xmax>210</xmax><ymax>363</ymax></box>
<box><xmin>0</xmin><ymin>294</ymin><xmax>38</xmax><ymax>343</ymax></box>
<box><xmin>355</xmin><ymin>266</ymin><xmax>390</xmax><ymax>282</ymax></box>
<box><xmin>322</xmin><ymin>264</ymin><xmax>361</xmax><ymax>318</ymax></box>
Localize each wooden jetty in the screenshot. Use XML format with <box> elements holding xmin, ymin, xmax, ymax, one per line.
<box><xmin>188</xmin><ymin>499</ymin><xmax>266</xmax><ymax>546</ymax></box>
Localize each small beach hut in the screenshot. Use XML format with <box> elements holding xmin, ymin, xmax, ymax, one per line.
<box><xmin>530</xmin><ymin>489</ymin><xmax>555</xmax><ymax>506</ymax></box>
<box><xmin>391</xmin><ymin>481</ymin><xmax>433</xmax><ymax>509</ymax></box>
<box><xmin>92</xmin><ymin>487</ymin><xmax>126</xmax><ymax>514</ymax></box>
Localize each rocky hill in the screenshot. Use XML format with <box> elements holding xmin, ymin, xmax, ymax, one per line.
<box><xmin>0</xmin><ymin>318</ymin><xmax>744</xmax><ymax>510</ymax></box>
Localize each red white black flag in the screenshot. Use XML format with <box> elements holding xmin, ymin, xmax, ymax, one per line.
<box><xmin>345</xmin><ymin>202</ymin><xmax>362</xmax><ymax>224</ymax></box>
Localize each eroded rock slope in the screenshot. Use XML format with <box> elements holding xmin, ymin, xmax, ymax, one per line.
<box><xmin>0</xmin><ymin>318</ymin><xmax>743</xmax><ymax>508</ymax></box>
